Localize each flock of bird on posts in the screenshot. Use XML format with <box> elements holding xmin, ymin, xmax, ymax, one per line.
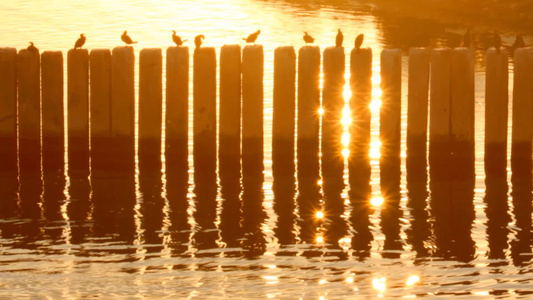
<box><xmin>24</xmin><ymin>28</ymin><xmax>528</xmax><ymax>53</ymax></box>
<box><xmin>24</xmin><ymin>29</ymin><xmax>365</xmax><ymax>52</ymax></box>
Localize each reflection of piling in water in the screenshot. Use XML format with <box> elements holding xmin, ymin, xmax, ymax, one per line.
<box><xmin>485</xmin><ymin>48</ymin><xmax>508</xmax><ymax>176</ymax></box>
<box><xmin>219</xmin><ymin>156</ymin><xmax>243</xmax><ymax>252</ymax></box>
<box><xmin>139</xmin><ymin>48</ymin><xmax>162</xmax><ymax>173</ymax></box>
<box><xmin>193</xmin><ymin>47</ymin><xmax>217</xmax><ymax>183</ymax></box>
<box><xmin>90</xmin><ymin>49</ymin><xmax>112</xmax><ymax>173</ymax></box>
<box><xmin>0</xmin><ymin>48</ymin><xmax>17</xmax><ymax>173</ymax></box>
<box><xmin>18</xmin><ymin>48</ymin><xmax>41</xmax><ymax>171</ymax></box>
<box><xmin>348</xmin><ymin>47</ymin><xmax>372</xmax><ymax>200</ymax></box>
<box><xmin>380</xmin><ymin>49</ymin><xmax>402</xmax><ymax>198</ymax></box>
<box><xmin>484</xmin><ymin>169</ymin><xmax>510</xmax><ymax>261</ymax></box>
<box><xmin>166</xmin><ymin>46</ymin><xmax>189</xmax><ymax>175</ymax></box>
<box><xmin>297</xmin><ymin>45</ymin><xmax>321</xmax><ymax>214</ymax></box>
<box><xmin>219</xmin><ymin>45</ymin><xmax>241</xmax><ymax>178</ymax></box>
<box><xmin>511</xmin><ymin>48</ymin><xmax>533</xmax><ymax>178</ymax></box>
<box><xmin>405</xmin><ymin>156</ymin><xmax>430</xmax><ymax>258</ymax></box>
<box><xmin>192</xmin><ymin>166</ymin><xmax>218</xmax><ymax>257</ymax></box>
<box><xmin>322</xmin><ymin>46</ymin><xmax>345</xmax><ymax>212</ymax></box>
<box><xmin>166</xmin><ymin>167</ymin><xmax>190</xmax><ymax>257</ymax></box>
<box><xmin>242</xmin><ymin>173</ymin><xmax>266</xmax><ymax>258</ymax></box>
<box><xmin>41</xmin><ymin>51</ymin><xmax>64</xmax><ymax>170</ymax></box>
<box><xmin>510</xmin><ymin>172</ymin><xmax>532</xmax><ymax>266</ymax></box>
<box><xmin>407</xmin><ymin>48</ymin><xmax>430</xmax><ymax>160</ymax></box>
<box><xmin>111</xmin><ymin>47</ymin><xmax>135</xmax><ymax>173</ymax></box>
<box><xmin>272</xmin><ymin>46</ymin><xmax>296</xmax><ymax>179</ymax></box>
<box><xmin>67</xmin><ymin>49</ymin><xmax>89</xmax><ymax>172</ymax></box>
<box><xmin>242</xmin><ymin>45</ymin><xmax>264</xmax><ymax>176</ymax></box>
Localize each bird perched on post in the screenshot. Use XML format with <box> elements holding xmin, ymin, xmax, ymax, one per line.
<box><xmin>121</xmin><ymin>31</ymin><xmax>137</xmax><ymax>45</ymax></box>
<box><xmin>74</xmin><ymin>34</ymin><xmax>86</xmax><ymax>49</ymax></box>
<box><xmin>336</xmin><ymin>29</ymin><xmax>343</xmax><ymax>47</ymax></box>
<box><xmin>463</xmin><ymin>28</ymin><xmax>471</xmax><ymax>48</ymax></box>
<box><xmin>244</xmin><ymin>30</ymin><xmax>261</xmax><ymax>44</ymax></box>
<box><xmin>494</xmin><ymin>31</ymin><xmax>501</xmax><ymax>54</ymax></box>
<box><xmin>512</xmin><ymin>34</ymin><xmax>526</xmax><ymax>49</ymax></box>
<box><xmin>27</xmin><ymin>42</ymin><xmax>38</xmax><ymax>53</ymax></box>
<box><xmin>194</xmin><ymin>34</ymin><xmax>205</xmax><ymax>48</ymax></box>
<box><xmin>172</xmin><ymin>30</ymin><xmax>186</xmax><ymax>46</ymax></box>
<box><xmin>303</xmin><ymin>32</ymin><xmax>314</xmax><ymax>44</ymax></box>
<box><xmin>354</xmin><ymin>33</ymin><xmax>364</xmax><ymax>50</ymax></box>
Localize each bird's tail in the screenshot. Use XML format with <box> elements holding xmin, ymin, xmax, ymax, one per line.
<box><xmin>183</xmin><ymin>40</ymin><xmax>187</xmax><ymax>43</ymax></box>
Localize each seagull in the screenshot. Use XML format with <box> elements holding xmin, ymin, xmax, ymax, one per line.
<box><xmin>303</xmin><ymin>32</ymin><xmax>314</xmax><ymax>44</ymax></box>
<box><xmin>172</xmin><ymin>30</ymin><xmax>186</xmax><ymax>46</ymax></box>
<box><xmin>121</xmin><ymin>30</ymin><xmax>137</xmax><ymax>45</ymax></box>
<box><xmin>194</xmin><ymin>34</ymin><xmax>204</xmax><ymax>48</ymax></box>
<box><xmin>74</xmin><ymin>33</ymin><xmax>86</xmax><ymax>49</ymax></box>
<box><xmin>494</xmin><ymin>31</ymin><xmax>501</xmax><ymax>54</ymax></box>
<box><xmin>27</xmin><ymin>42</ymin><xmax>38</xmax><ymax>53</ymax></box>
<box><xmin>335</xmin><ymin>29</ymin><xmax>343</xmax><ymax>47</ymax></box>
<box><xmin>244</xmin><ymin>29</ymin><xmax>261</xmax><ymax>44</ymax></box>
<box><xmin>354</xmin><ymin>33</ymin><xmax>364</xmax><ymax>50</ymax></box>
<box><xmin>512</xmin><ymin>34</ymin><xmax>525</xmax><ymax>49</ymax></box>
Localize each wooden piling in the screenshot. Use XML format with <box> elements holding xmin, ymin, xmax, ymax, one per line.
<box><xmin>407</xmin><ymin>48</ymin><xmax>430</xmax><ymax>159</ymax></box>
<box><xmin>322</xmin><ymin>46</ymin><xmax>345</xmax><ymax>209</ymax></box>
<box><xmin>219</xmin><ymin>44</ymin><xmax>241</xmax><ymax>174</ymax></box>
<box><xmin>485</xmin><ymin>48</ymin><xmax>508</xmax><ymax>174</ymax></box>
<box><xmin>380</xmin><ymin>49</ymin><xmax>402</xmax><ymax>159</ymax></box>
<box><xmin>90</xmin><ymin>49</ymin><xmax>112</xmax><ymax>172</ymax></box>
<box><xmin>429</xmin><ymin>48</ymin><xmax>452</xmax><ymax>160</ymax></box>
<box><xmin>67</xmin><ymin>49</ymin><xmax>89</xmax><ymax>172</ymax></box>
<box><xmin>0</xmin><ymin>48</ymin><xmax>17</xmax><ymax>172</ymax></box>
<box><xmin>166</xmin><ymin>46</ymin><xmax>189</xmax><ymax>174</ymax></box>
<box><xmin>41</xmin><ymin>51</ymin><xmax>64</xmax><ymax>170</ymax></box>
<box><xmin>193</xmin><ymin>47</ymin><xmax>217</xmax><ymax>178</ymax></box>
<box><xmin>272</xmin><ymin>46</ymin><xmax>296</xmax><ymax>178</ymax></box>
<box><xmin>242</xmin><ymin>45</ymin><xmax>264</xmax><ymax>175</ymax></box>
<box><xmin>139</xmin><ymin>48</ymin><xmax>162</xmax><ymax>168</ymax></box>
<box><xmin>450</xmin><ymin>47</ymin><xmax>475</xmax><ymax>162</ymax></box>
<box><xmin>348</xmin><ymin>47</ymin><xmax>372</xmax><ymax>198</ymax></box>
<box><xmin>111</xmin><ymin>46</ymin><xmax>135</xmax><ymax>173</ymax></box>
<box><xmin>511</xmin><ymin>48</ymin><xmax>533</xmax><ymax>177</ymax></box>
<box><xmin>297</xmin><ymin>46</ymin><xmax>320</xmax><ymax>180</ymax></box>
<box><xmin>17</xmin><ymin>49</ymin><xmax>41</xmax><ymax>171</ymax></box>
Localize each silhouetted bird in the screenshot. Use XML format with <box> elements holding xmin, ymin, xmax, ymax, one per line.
<box><xmin>512</xmin><ymin>34</ymin><xmax>526</xmax><ymax>49</ymax></box>
<box><xmin>494</xmin><ymin>31</ymin><xmax>501</xmax><ymax>54</ymax></box>
<box><xmin>463</xmin><ymin>28</ymin><xmax>471</xmax><ymax>48</ymax></box>
<box><xmin>121</xmin><ymin>30</ymin><xmax>137</xmax><ymax>45</ymax></box>
<box><xmin>303</xmin><ymin>32</ymin><xmax>314</xmax><ymax>44</ymax></box>
<box><xmin>74</xmin><ymin>33</ymin><xmax>86</xmax><ymax>49</ymax></box>
<box><xmin>172</xmin><ymin>30</ymin><xmax>186</xmax><ymax>46</ymax></box>
<box><xmin>354</xmin><ymin>33</ymin><xmax>364</xmax><ymax>50</ymax></box>
<box><xmin>195</xmin><ymin>34</ymin><xmax>204</xmax><ymax>48</ymax></box>
<box><xmin>27</xmin><ymin>42</ymin><xmax>38</xmax><ymax>53</ymax></box>
<box><xmin>336</xmin><ymin>29</ymin><xmax>343</xmax><ymax>47</ymax></box>
<box><xmin>244</xmin><ymin>29</ymin><xmax>261</xmax><ymax>44</ymax></box>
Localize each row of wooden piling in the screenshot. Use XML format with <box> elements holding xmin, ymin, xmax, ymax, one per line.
<box><xmin>0</xmin><ymin>45</ymin><xmax>527</xmax><ymax>177</ymax></box>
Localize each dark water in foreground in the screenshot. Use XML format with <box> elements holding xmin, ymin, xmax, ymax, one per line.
<box><xmin>1</xmin><ymin>0</ymin><xmax>533</xmax><ymax>298</ymax></box>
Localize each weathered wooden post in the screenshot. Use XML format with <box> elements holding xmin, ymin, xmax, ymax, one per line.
<box><xmin>166</xmin><ymin>46</ymin><xmax>189</xmax><ymax>175</ymax></box>
<box><xmin>90</xmin><ymin>49</ymin><xmax>112</xmax><ymax>173</ymax></box>
<box><xmin>451</xmin><ymin>47</ymin><xmax>475</xmax><ymax>180</ymax></box>
<box><xmin>0</xmin><ymin>48</ymin><xmax>17</xmax><ymax>173</ymax></box>
<box><xmin>272</xmin><ymin>46</ymin><xmax>296</xmax><ymax>180</ymax></box>
<box><xmin>380</xmin><ymin>49</ymin><xmax>402</xmax><ymax>198</ymax></box>
<box><xmin>429</xmin><ymin>48</ymin><xmax>452</xmax><ymax>163</ymax></box>
<box><xmin>242</xmin><ymin>44</ymin><xmax>264</xmax><ymax>179</ymax></box>
<box><xmin>511</xmin><ymin>48</ymin><xmax>533</xmax><ymax>177</ymax></box>
<box><xmin>297</xmin><ymin>45</ymin><xmax>321</xmax><ymax>213</ymax></box>
<box><xmin>348</xmin><ymin>47</ymin><xmax>372</xmax><ymax>199</ymax></box>
<box><xmin>139</xmin><ymin>48</ymin><xmax>162</xmax><ymax>173</ymax></box>
<box><xmin>67</xmin><ymin>49</ymin><xmax>89</xmax><ymax>172</ymax></box>
<box><xmin>485</xmin><ymin>48</ymin><xmax>508</xmax><ymax>175</ymax></box>
<box><xmin>322</xmin><ymin>46</ymin><xmax>345</xmax><ymax>210</ymax></box>
<box><xmin>111</xmin><ymin>46</ymin><xmax>135</xmax><ymax>173</ymax></box>
<box><xmin>18</xmin><ymin>48</ymin><xmax>41</xmax><ymax>171</ymax></box>
<box><xmin>41</xmin><ymin>51</ymin><xmax>64</xmax><ymax>170</ymax></box>
<box><xmin>193</xmin><ymin>47</ymin><xmax>217</xmax><ymax>182</ymax></box>
<box><xmin>407</xmin><ymin>48</ymin><xmax>430</xmax><ymax>159</ymax></box>
<box><xmin>219</xmin><ymin>44</ymin><xmax>241</xmax><ymax>177</ymax></box>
